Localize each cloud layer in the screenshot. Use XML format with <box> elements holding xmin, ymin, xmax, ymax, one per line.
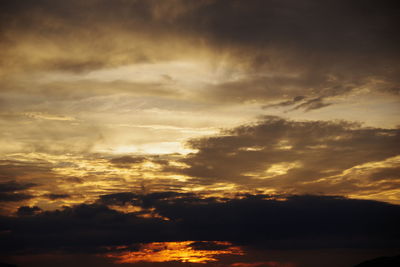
<box><xmin>172</xmin><ymin>117</ymin><xmax>400</xmax><ymax>200</ymax></box>
<box><xmin>0</xmin><ymin>2</ymin><xmax>399</xmax><ymax>265</ymax></box>
<box><xmin>1</xmin><ymin>0</ymin><xmax>399</xmax><ymax>105</ymax></box>
<box><xmin>1</xmin><ymin>193</ymin><xmax>399</xmax><ymax>256</ymax></box>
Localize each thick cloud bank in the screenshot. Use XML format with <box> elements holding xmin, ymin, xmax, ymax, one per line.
<box><xmin>1</xmin><ymin>193</ymin><xmax>399</xmax><ymax>255</ymax></box>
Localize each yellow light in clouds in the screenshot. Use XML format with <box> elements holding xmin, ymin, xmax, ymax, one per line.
<box><xmin>105</xmin><ymin>241</ymin><xmax>243</xmax><ymax>264</ymax></box>
<box><xmin>107</xmin><ymin>142</ymin><xmax>196</xmax><ymax>155</ymax></box>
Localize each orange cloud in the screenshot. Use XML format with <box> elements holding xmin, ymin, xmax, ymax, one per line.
<box><xmin>105</xmin><ymin>241</ymin><xmax>243</xmax><ymax>264</ymax></box>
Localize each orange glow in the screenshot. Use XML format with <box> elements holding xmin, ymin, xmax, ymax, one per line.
<box><xmin>105</xmin><ymin>241</ymin><xmax>244</xmax><ymax>264</ymax></box>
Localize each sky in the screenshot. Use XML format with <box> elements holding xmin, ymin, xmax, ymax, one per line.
<box><xmin>0</xmin><ymin>1</ymin><xmax>399</xmax><ymax>266</ymax></box>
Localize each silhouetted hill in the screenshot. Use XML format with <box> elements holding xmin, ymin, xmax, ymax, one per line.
<box><xmin>354</xmin><ymin>255</ymin><xmax>400</xmax><ymax>267</ymax></box>
<box><xmin>0</xmin><ymin>263</ymin><xmax>18</xmax><ymax>267</ymax></box>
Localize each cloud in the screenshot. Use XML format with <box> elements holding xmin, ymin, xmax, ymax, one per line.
<box><xmin>98</xmin><ymin>191</ymin><xmax>195</xmax><ymax>207</ymax></box>
<box><xmin>98</xmin><ymin>192</ymin><xmax>139</xmax><ymax>206</ymax></box>
<box><xmin>0</xmin><ymin>193</ymin><xmax>399</xmax><ymax>256</ymax></box>
<box><xmin>0</xmin><ymin>0</ymin><xmax>398</xmax><ymax>108</ymax></box>
<box><xmin>0</xmin><ymin>161</ymin><xmax>51</xmax><ymax>180</ymax></box>
<box><xmin>171</xmin><ymin>117</ymin><xmax>400</xmax><ymax>198</ymax></box>
<box><xmin>0</xmin><ymin>0</ymin><xmax>200</xmax><ymax>75</ymax></box>
<box><xmin>369</xmin><ymin>167</ymin><xmax>400</xmax><ymax>181</ymax></box>
<box><xmin>0</xmin><ymin>181</ymin><xmax>38</xmax><ymax>203</ymax></box>
<box><xmin>109</xmin><ymin>156</ymin><xmax>146</xmax><ymax>168</ymax></box>
<box><xmin>0</xmin><ymin>181</ymin><xmax>37</xmax><ymax>193</ymax></box>
<box><xmin>291</xmin><ymin>97</ymin><xmax>332</xmax><ymax>111</ymax></box>
<box><xmin>0</xmin><ymin>192</ymin><xmax>34</xmax><ymax>202</ymax></box>
<box><xmin>0</xmin><ymin>80</ymin><xmax>181</xmax><ymax>102</ymax></box>
<box><xmin>182</xmin><ymin>0</ymin><xmax>400</xmax><ymax>100</ymax></box>
<box><xmin>0</xmin><ymin>202</ymin><xmax>171</xmax><ymax>254</ymax></box>
<box><xmin>43</xmin><ymin>194</ymin><xmax>71</xmax><ymax>200</ymax></box>
<box><xmin>263</xmin><ymin>96</ymin><xmax>306</xmax><ymax>109</ymax></box>
<box><xmin>263</xmin><ymin>96</ymin><xmax>332</xmax><ymax>112</ymax></box>
<box><xmin>189</xmin><ymin>241</ymin><xmax>233</xmax><ymax>251</ymax></box>
<box><xmin>16</xmin><ymin>206</ymin><xmax>42</xmax><ymax>216</ymax></box>
<box><xmin>137</xmin><ymin>193</ymin><xmax>400</xmax><ymax>248</ymax></box>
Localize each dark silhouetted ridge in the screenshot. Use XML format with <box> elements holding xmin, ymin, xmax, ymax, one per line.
<box><xmin>354</xmin><ymin>255</ymin><xmax>400</xmax><ymax>267</ymax></box>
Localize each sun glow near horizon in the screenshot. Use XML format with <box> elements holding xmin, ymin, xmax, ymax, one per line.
<box><xmin>105</xmin><ymin>241</ymin><xmax>244</xmax><ymax>264</ymax></box>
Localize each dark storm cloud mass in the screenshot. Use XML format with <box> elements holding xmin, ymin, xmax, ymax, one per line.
<box><xmin>0</xmin><ymin>202</ymin><xmax>170</xmax><ymax>254</ymax></box>
<box><xmin>0</xmin><ymin>193</ymin><xmax>399</xmax><ymax>255</ymax></box>
<box><xmin>0</xmin><ymin>181</ymin><xmax>38</xmax><ymax>203</ymax></box>
<box><xmin>0</xmin><ymin>0</ymin><xmax>399</xmax><ymax>106</ymax></box>
<box><xmin>182</xmin><ymin>0</ymin><xmax>400</xmax><ymax>102</ymax></box>
<box><xmin>2</xmin><ymin>0</ymin><xmax>399</xmax><ymax>58</ymax></box>
<box><xmin>174</xmin><ymin>117</ymin><xmax>400</xmax><ymax>194</ymax></box>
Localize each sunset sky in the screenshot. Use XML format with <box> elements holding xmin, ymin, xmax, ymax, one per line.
<box><xmin>0</xmin><ymin>1</ymin><xmax>399</xmax><ymax>267</ymax></box>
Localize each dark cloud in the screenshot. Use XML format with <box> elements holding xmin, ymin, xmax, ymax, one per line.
<box><xmin>0</xmin><ymin>181</ymin><xmax>37</xmax><ymax>193</ymax></box>
<box><xmin>0</xmin><ymin>192</ymin><xmax>34</xmax><ymax>202</ymax></box>
<box><xmin>183</xmin><ymin>0</ymin><xmax>400</xmax><ymax>94</ymax></box>
<box><xmin>369</xmin><ymin>167</ymin><xmax>400</xmax><ymax>181</ymax></box>
<box><xmin>190</xmin><ymin>241</ymin><xmax>232</xmax><ymax>251</ymax></box>
<box><xmin>0</xmin><ymin>0</ymin><xmax>192</xmax><ymax>75</ymax></box>
<box><xmin>0</xmin><ymin>161</ymin><xmax>51</xmax><ymax>180</ymax></box>
<box><xmin>263</xmin><ymin>96</ymin><xmax>306</xmax><ymax>109</ymax></box>
<box><xmin>263</xmin><ymin>96</ymin><xmax>332</xmax><ymax>111</ymax></box>
<box><xmin>5</xmin><ymin>0</ymin><xmax>394</xmax><ymax>59</ymax></box>
<box><xmin>0</xmin><ymin>193</ymin><xmax>399</xmax><ymax>255</ymax></box>
<box><xmin>181</xmin><ymin>0</ymin><xmax>400</xmax><ymax>53</ymax></box>
<box><xmin>98</xmin><ymin>191</ymin><xmax>196</xmax><ymax>207</ymax></box>
<box><xmin>16</xmin><ymin>206</ymin><xmax>42</xmax><ymax>216</ymax></box>
<box><xmin>0</xmin><ymin>202</ymin><xmax>170</xmax><ymax>254</ymax></box>
<box><xmin>43</xmin><ymin>194</ymin><xmax>71</xmax><ymax>200</ymax></box>
<box><xmin>202</xmin><ymin>57</ymin><xmax>395</xmax><ymax>108</ymax></box>
<box><xmin>291</xmin><ymin>97</ymin><xmax>332</xmax><ymax>111</ymax></box>
<box><xmin>141</xmin><ymin>193</ymin><xmax>400</xmax><ymax>248</ymax></box>
<box><xmin>0</xmin><ymin>181</ymin><xmax>38</xmax><ymax>203</ymax></box>
<box><xmin>172</xmin><ymin>117</ymin><xmax>400</xmax><ymax>195</ymax></box>
<box><xmin>109</xmin><ymin>156</ymin><xmax>146</xmax><ymax>168</ymax></box>
<box><xmin>98</xmin><ymin>192</ymin><xmax>139</xmax><ymax>206</ymax></box>
<box><xmin>0</xmin><ymin>0</ymin><xmax>398</xmax><ymax>107</ymax></box>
